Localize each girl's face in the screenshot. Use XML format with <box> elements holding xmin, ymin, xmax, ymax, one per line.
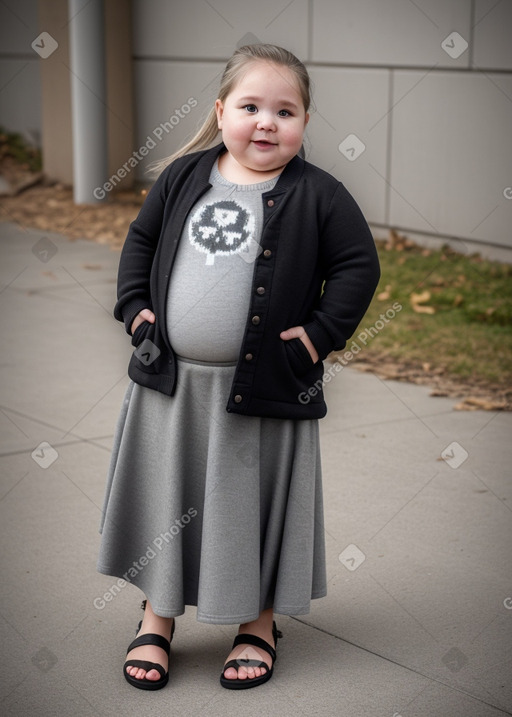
<box><xmin>215</xmin><ymin>61</ymin><xmax>309</xmax><ymax>182</ymax></box>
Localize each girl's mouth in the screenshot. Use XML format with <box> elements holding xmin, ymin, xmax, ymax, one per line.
<box><xmin>252</xmin><ymin>140</ymin><xmax>276</xmax><ymax>149</ymax></box>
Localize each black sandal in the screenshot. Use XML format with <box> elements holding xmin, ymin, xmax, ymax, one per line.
<box><xmin>123</xmin><ymin>600</ymin><xmax>175</xmax><ymax>691</ymax></box>
<box><xmin>220</xmin><ymin>621</ymin><xmax>282</xmax><ymax>690</ymax></box>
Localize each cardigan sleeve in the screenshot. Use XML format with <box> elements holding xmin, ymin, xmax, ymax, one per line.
<box><xmin>113</xmin><ymin>169</ymin><xmax>170</xmax><ymax>335</ymax></box>
<box><xmin>303</xmin><ymin>182</ymin><xmax>381</xmax><ymax>359</ymax></box>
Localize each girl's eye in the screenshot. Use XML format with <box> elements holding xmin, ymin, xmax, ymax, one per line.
<box><xmin>244</xmin><ymin>104</ymin><xmax>257</xmax><ymax>113</ymax></box>
<box><xmin>278</xmin><ymin>109</ymin><xmax>291</xmax><ymax>117</ymax></box>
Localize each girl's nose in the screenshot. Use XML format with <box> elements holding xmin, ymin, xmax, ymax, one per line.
<box><xmin>256</xmin><ymin>113</ymin><xmax>276</xmax><ymax>131</ymax></box>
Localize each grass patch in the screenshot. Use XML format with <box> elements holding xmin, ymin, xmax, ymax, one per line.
<box><xmin>0</xmin><ymin>126</ymin><xmax>42</xmax><ymax>173</ymax></box>
<box><xmin>351</xmin><ymin>239</ymin><xmax>512</xmax><ymax>387</ymax></box>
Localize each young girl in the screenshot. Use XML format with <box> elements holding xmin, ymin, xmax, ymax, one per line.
<box><xmin>97</xmin><ymin>43</ymin><xmax>380</xmax><ymax>691</ymax></box>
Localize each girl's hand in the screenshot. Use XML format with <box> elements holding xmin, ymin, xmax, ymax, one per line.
<box><xmin>131</xmin><ymin>308</ymin><xmax>156</xmax><ymax>335</ymax></box>
<box><xmin>280</xmin><ymin>326</ymin><xmax>319</xmax><ymax>364</ymax></box>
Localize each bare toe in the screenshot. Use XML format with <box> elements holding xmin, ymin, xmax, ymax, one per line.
<box><xmin>145</xmin><ymin>668</ymin><xmax>162</xmax><ymax>681</ymax></box>
<box><xmin>223</xmin><ymin>666</ymin><xmax>239</xmax><ymax>680</ymax></box>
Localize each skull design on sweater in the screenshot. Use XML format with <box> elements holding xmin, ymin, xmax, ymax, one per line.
<box><xmin>189</xmin><ymin>200</ymin><xmax>255</xmax><ymax>265</ymax></box>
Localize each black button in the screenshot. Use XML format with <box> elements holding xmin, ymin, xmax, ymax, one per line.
<box><xmin>256</xmin><ymin>286</ymin><xmax>265</xmax><ymax>295</ymax></box>
<box><xmin>267</xmin><ymin>199</ymin><xmax>275</xmax><ymax>207</ymax></box>
<box><xmin>263</xmin><ymin>249</ymin><xmax>272</xmax><ymax>258</ymax></box>
<box><xmin>234</xmin><ymin>394</ymin><xmax>242</xmax><ymax>403</ymax></box>
<box><xmin>245</xmin><ymin>353</ymin><xmax>253</xmax><ymax>361</ymax></box>
<box><xmin>252</xmin><ymin>315</ymin><xmax>260</xmax><ymax>325</ymax></box>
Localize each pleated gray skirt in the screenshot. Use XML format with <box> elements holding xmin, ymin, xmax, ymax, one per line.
<box><xmin>96</xmin><ymin>357</ymin><xmax>327</xmax><ymax>624</ymax></box>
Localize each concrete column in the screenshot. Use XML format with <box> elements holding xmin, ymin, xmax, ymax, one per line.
<box><xmin>68</xmin><ymin>0</ymin><xmax>107</xmax><ymax>203</ymax></box>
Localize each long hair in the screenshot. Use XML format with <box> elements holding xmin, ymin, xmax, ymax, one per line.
<box><xmin>148</xmin><ymin>44</ymin><xmax>311</xmax><ymax>176</ymax></box>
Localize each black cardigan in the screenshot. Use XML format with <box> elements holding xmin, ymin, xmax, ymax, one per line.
<box><xmin>114</xmin><ymin>143</ymin><xmax>380</xmax><ymax>419</ymax></box>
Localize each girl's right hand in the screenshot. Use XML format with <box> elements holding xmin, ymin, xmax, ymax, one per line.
<box><xmin>131</xmin><ymin>308</ymin><xmax>156</xmax><ymax>335</ymax></box>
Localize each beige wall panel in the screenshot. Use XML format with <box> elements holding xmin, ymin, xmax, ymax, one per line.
<box><xmin>132</xmin><ymin>60</ymin><xmax>226</xmax><ymax>180</ymax></box>
<box><xmin>473</xmin><ymin>0</ymin><xmax>512</xmax><ymax>70</ymax></box>
<box><xmin>132</xmin><ymin>0</ymin><xmax>308</xmax><ymax>61</ymax></box>
<box><xmin>0</xmin><ymin>0</ymin><xmax>39</xmax><ymax>54</ymax></box>
<box><xmin>312</xmin><ymin>0</ymin><xmax>471</xmax><ymax>68</ymax></box>
<box><xmin>104</xmin><ymin>0</ymin><xmax>134</xmax><ymax>188</ymax></box>
<box><xmin>389</xmin><ymin>71</ymin><xmax>512</xmax><ymax>249</ymax></box>
<box><xmin>37</xmin><ymin>0</ymin><xmax>72</xmax><ymax>183</ymax></box>
<box><xmin>0</xmin><ymin>60</ymin><xmax>41</xmax><ymax>142</ymax></box>
<box><xmin>0</xmin><ymin>0</ymin><xmax>41</xmax><ymax>141</ymax></box>
<box><xmin>306</xmin><ymin>66</ymin><xmax>389</xmax><ymax>224</ymax></box>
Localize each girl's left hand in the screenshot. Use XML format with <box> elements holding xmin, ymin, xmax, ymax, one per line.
<box><xmin>280</xmin><ymin>326</ymin><xmax>319</xmax><ymax>364</ymax></box>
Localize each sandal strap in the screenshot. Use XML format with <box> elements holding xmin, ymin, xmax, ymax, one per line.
<box><xmin>126</xmin><ymin>632</ymin><xmax>170</xmax><ymax>656</ymax></box>
<box><xmin>223</xmin><ymin>657</ymin><xmax>270</xmax><ymax>673</ymax></box>
<box><xmin>231</xmin><ymin>633</ymin><xmax>276</xmax><ymax>663</ymax></box>
<box><xmin>124</xmin><ymin>659</ymin><xmax>166</xmax><ymax>679</ymax></box>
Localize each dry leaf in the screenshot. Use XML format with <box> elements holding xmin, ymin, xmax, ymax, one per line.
<box><xmin>410</xmin><ymin>290</ymin><xmax>435</xmax><ymax>314</ymax></box>
<box><xmin>455</xmin><ymin>397</ymin><xmax>506</xmax><ymax>411</ymax></box>
<box><xmin>412</xmin><ymin>290</ymin><xmax>431</xmax><ymax>303</ymax></box>
<box><xmin>377</xmin><ymin>284</ymin><xmax>392</xmax><ymax>301</ymax></box>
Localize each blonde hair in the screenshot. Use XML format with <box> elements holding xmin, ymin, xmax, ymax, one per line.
<box><xmin>149</xmin><ymin>44</ymin><xmax>310</xmax><ymax>176</ymax></box>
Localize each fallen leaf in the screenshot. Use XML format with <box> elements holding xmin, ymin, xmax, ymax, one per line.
<box><xmin>377</xmin><ymin>284</ymin><xmax>392</xmax><ymax>301</ymax></box>
<box><xmin>410</xmin><ymin>290</ymin><xmax>435</xmax><ymax>314</ymax></box>
<box><xmin>412</xmin><ymin>290</ymin><xmax>431</xmax><ymax>303</ymax></box>
<box><xmin>454</xmin><ymin>397</ymin><xmax>506</xmax><ymax>411</ymax></box>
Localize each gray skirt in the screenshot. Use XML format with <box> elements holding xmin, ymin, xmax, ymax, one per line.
<box><xmin>96</xmin><ymin>358</ymin><xmax>327</xmax><ymax>624</ymax></box>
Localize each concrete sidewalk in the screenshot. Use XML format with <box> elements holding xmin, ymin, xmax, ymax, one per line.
<box><xmin>0</xmin><ymin>220</ymin><xmax>511</xmax><ymax>717</ymax></box>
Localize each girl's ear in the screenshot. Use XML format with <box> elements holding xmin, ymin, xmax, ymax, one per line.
<box><xmin>215</xmin><ymin>99</ymin><xmax>224</xmax><ymax>129</ymax></box>
<box><xmin>304</xmin><ymin>111</ymin><xmax>310</xmax><ymax>126</ymax></box>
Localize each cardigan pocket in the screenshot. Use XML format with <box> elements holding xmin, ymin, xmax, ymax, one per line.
<box><xmin>131</xmin><ymin>319</ymin><xmax>152</xmax><ymax>347</ymax></box>
<box><xmin>283</xmin><ymin>337</ymin><xmax>317</xmax><ymax>377</ymax></box>
<box><xmin>130</xmin><ymin>321</ymin><xmax>161</xmax><ymax>375</ymax></box>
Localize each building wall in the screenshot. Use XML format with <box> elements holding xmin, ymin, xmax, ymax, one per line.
<box><xmin>0</xmin><ymin>0</ymin><xmax>133</xmax><ymax>189</ymax></box>
<box><xmin>1</xmin><ymin>1</ymin><xmax>511</xmax><ymax>254</ymax></box>
<box><xmin>131</xmin><ymin>0</ymin><xmax>512</xmax><ymax>256</ymax></box>
<box><xmin>0</xmin><ymin>0</ymin><xmax>42</xmax><ymax>146</ymax></box>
